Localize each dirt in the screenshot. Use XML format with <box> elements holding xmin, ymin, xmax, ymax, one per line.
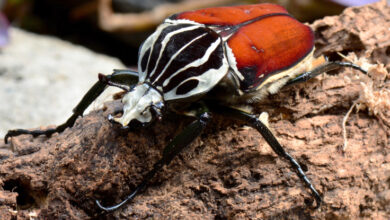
<box><xmin>1</xmin><ymin>1</ymin><xmax>389</xmax><ymax>219</ymax></box>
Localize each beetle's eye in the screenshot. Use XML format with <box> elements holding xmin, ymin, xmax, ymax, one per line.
<box><xmin>129</xmin><ymin>84</ymin><xmax>136</xmax><ymax>91</ymax></box>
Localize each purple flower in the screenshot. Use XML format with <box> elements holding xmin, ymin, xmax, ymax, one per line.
<box><xmin>330</xmin><ymin>0</ymin><xmax>380</xmax><ymax>6</ymax></box>
<box><xmin>0</xmin><ymin>12</ymin><xmax>9</xmax><ymax>47</ymax></box>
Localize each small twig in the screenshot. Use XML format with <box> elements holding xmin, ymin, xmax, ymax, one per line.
<box><xmin>342</xmin><ymin>102</ymin><xmax>357</xmax><ymax>152</ymax></box>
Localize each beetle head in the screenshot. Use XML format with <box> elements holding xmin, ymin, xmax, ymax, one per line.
<box><xmin>111</xmin><ymin>83</ymin><xmax>164</xmax><ymax>127</ymax></box>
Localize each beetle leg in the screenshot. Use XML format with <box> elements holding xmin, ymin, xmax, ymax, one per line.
<box><xmin>96</xmin><ymin>110</ymin><xmax>211</xmax><ymax>212</ymax></box>
<box><xmin>4</xmin><ymin>70</ymin><xmax>139</xmax><ymax>144</ymax></box>
<box><xmin>286</xmin><ymin>61</ymin><xmax>367</xmax><ymax>86</ymax></box>
<box><xmin>208</xmin><ymin>104</ymin><xmax>322</xmax><ymax>208</ymax></box>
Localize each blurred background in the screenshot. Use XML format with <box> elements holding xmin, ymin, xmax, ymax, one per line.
<box><xmin>0</xmin><ymin>0</ymin><xmax>381</xmax><ymax>136</ymax></box>
<box><xmin>0</xmin><ymin>0</ymin><xmax>380</xmax><ymax>66</ymax></box>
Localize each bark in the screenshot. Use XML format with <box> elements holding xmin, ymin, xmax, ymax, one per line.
<box><xmin>1</xmin><ymin>1</ymin><xmax>389</xmax><ymax>219</ymax></box>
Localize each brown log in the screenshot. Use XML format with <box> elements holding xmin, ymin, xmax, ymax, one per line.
<box><xmin>1</xmin><ymin>1</ymin><xmax>389</xmax><ymax>219</ymax></box>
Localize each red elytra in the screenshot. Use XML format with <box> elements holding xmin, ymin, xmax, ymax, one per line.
<box><xmin>175</xmin><ymin>4</ymin><xmax>314</xmax><ymax>91</ymax></box>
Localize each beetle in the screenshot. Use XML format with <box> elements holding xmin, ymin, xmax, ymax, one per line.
<box><xmin>5</xmin><ymin>3</ymin><xmax>367</xmax><ymax>212</ymax></box>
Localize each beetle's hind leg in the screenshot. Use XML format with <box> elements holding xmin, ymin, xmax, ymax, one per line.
<box><xmin>209</xmin><ymin>104</ymin><xmax>322</xmax><ymax>208</ymax></box>
<box><xmin>4</xmin><ymin>69</ymin><xmax>138</xmax><ymax>144</ymax></box>
<box><xmin>286</xmin><ymin>61</ymin><xmax>367</xmax><ymax>86</ymax></box>
<box><xmin>96</xmin><ymin>110</ymin><xmax>211</xmax><ymax>212</ymax></box>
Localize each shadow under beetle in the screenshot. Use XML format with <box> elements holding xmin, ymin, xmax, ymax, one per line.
<box><xmin>5</xmin><ymin>3</ymin><xmax>367</xmax><ymax>211</ymax></box>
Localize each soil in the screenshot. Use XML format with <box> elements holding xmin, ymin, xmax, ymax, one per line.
<box><xmin>1</xmin><ymin>1</ymin><xmax>389</xmax><ymax>219</ymax></box>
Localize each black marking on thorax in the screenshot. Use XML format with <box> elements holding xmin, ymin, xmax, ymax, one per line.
<box><xmin>140</xmin><ymin>22</ymin><xmax>225</xmax><ymax>95</ymax></box>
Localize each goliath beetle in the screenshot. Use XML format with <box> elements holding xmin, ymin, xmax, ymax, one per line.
<box><xmin>5</xmin><ymin>3</ymin><xmax>367</xmax><ymax>212</ymax></box>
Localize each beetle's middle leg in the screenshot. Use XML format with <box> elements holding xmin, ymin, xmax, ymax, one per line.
<box><xmin>4</xmin><ymin>69</ymin><xmax>138</xmax><ymax>144</ymax></box>
<box><xmin>96</xmin><ymin>109</ymin><xmax>211</xmax><ymax>212</ymax></box>
<box><xmin>286</xmin><ymin>61</ymin><xmax>367</xmax><ymax>86</ymax></box>
<box><xmin>209</xmin><ymin>104</ymin><xmax>322</xmax><ymax>208</ymax></box>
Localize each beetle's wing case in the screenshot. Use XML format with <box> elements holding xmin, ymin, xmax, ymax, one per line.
<box><xmin>137</xmin><ymin>19</ymin><xmax>229</xmax><ymax>102</ymax></box>
<box><xmin>174</xmin><ymin>4</ymin><xmax>288</xmax><ymax>26</ymax></box>
<box><xmin>175</xmin><ymin>4</ymin><xmax>316</xmax><ymax>103</ymax></box>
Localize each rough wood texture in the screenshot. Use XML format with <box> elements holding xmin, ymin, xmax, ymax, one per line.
<box><xmin>1</xmin><ymin>1</ymin><xmax>389</xmax><ymax>219</ymax></box>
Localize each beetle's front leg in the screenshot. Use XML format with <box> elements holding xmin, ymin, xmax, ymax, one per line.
<box><xmin>4</xmin><ymin>69</ymin><xmax>138</xmax><ymax>144</ymax></box>
<box><xmin>96</xmin><ymin>110</ymin><xmax>211</xmax><ymax>212</ymax></box>
<box><xmin>209</xmin><ymin>104</ymin><xmax>322</xmax><ymax>208</ymax></box>
<box><xmin>286</xmin><ymin>61</ymin><xmax>367</xmax><ymax>86</ymax></box>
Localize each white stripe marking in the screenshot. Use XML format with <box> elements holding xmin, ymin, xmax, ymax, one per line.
<box><xmin>149</xmin><ymin>25</ymin><xmax>201</xmax><ymax>78</ymax></box>
<box><xmin>225</xmin><ymin>42</ymin><xmax>244</xmax><ymax>81</ymax></box>
<box><xmin>138</xmin><ymin>23</ymin><xmax>170</xmax><ymax>82</ymax></box>
<box><xmin>165</xmin><ymin>18</ymin><xmax>204</xmax><ymax>27</ymax></box>
<box><xmin>152</xmin><ymin>32</ymin><xmax>208</xmax><ymax>84</ymax></box>
<box><xmin>164</xmin><ymin>58</ymin><xmax>229</xmax><ymax>100</ymax></box>
<box><xmin>161</xmin><ymin>37</ymin><xmax>222</xmax><ymax>87</ymax></box>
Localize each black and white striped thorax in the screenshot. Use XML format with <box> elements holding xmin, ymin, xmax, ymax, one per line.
<box><xmin>114</xmin><ymin>19</ymin><xmax>236</xmax><ymax>127</ymax></box>
<box><xmin>138</xmin><ymin>19</ymin><xmax>230</xmax><ymax>101</ymax></box>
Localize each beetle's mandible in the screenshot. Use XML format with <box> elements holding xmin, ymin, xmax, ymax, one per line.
<box><xmin>5</xmin><ymin>3</ymin><xmax>367</xmax><ymax>212</ymax></box>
